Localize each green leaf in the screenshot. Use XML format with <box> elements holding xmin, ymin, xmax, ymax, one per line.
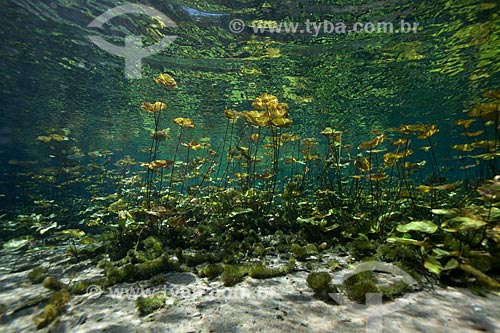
<box><xmin>228</xmin><ymin>208</ymin><xmax>253</xmax><ymax>217</ymax></box>
<box><xmin>487</xmin><ymin>207</ymin><xmax>500</xmax><ymax>220</ymax></box>
<box><xmin>431</xmin><ymin>208</ymin><xmax>456</xmax><ymax>216</ymax></box>
<box><xmin>443</xmin><ymin>258</ymin><xmax>459</xmax><ymax>271</ymax></box>
<box><xmin>424</xmin><ymin>256</ymin><xmax>443</xmax><ymax>275</ymax></box>
<box><xmin>296</xmin><ymin>217</ymin><xmax>315</xmax><ymax>224</ymax></box>
<box><xmin>61</xmin><ymin>229</ymin><xmax>85</xmax><ymax>238</ymax></box>
<box><xmin>387</xmin><ymin>237</ymin><xmax>431</xmax><ymax>248</ymax></box>
<box><xmin>397</xmin><ymin>220</ymin><xmax>438</xmax><ymax>234</ymax></box>
<box><xmin>442</xmin><ymin>216</ymin><xmax>487</xmax><ymax>232</ymax></box>
<box><xmin>432</xmin><ymin>248</ymin><xmax>451</xmax><ymax>258</ymax></box>
<box><xmin>2</xmin><ymin>237</ymin><xmax>32</xmax><ymax>251</ymax></box>
<box><xmin>323</xmin><ymin>223</ymin><xmax>339</xmax><ymax>232</ymax></box>
<box><xmin>108</xmin><ymin>198</ymin><xmax>127</xmax><ymax>212</ymax></box>
<box><xmin>39</xmin><ymin>221</ymin><xmax>58</xmax><ymax>235</ymax></box>
<box><xmin>328</xmin><ymin>260</ymin><xmax>339</xmax><ymax>271</ymax></box>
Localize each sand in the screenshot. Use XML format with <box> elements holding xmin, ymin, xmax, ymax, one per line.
<box><xmin>1</xmin><ymin>245</ymin><xmax>499</xmax><ymax>333</ymax></box>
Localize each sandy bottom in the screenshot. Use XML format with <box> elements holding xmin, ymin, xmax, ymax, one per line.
<box><xmin>1</xmin><ymin>246</ymin><xmax>499</xmax><ymax>333</ymax></box>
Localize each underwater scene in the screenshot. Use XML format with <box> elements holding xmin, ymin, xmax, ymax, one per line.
<box><xmin>1</xmin><ymin>0</ymin><xmax>500</xmax><ymax>332</ymax></box>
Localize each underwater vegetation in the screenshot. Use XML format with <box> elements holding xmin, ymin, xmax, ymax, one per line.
<box><xmin>33</xmin><ymin>286</ymin><xmax>71</xmax><ymax>329</ymax></box>
<box><xmin>2</xmin><ymin>75</ymin><xmax>500</xmax><ymax>327</ymax></box>
<box><xmin>136</xmin><ymin>293</ymin><xmax>167</xmax><ymax>316</ymax></box>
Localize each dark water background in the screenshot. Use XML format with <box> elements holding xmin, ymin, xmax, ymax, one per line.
<box><xmin>0</xmin><ymin>0</ymin><xmax>499</xmax><ymax>209</ymax></box>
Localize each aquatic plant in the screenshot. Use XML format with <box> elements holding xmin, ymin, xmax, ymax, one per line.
<box><xmin>142</xmin><ymin>73</ymin><xmax>177</xmax><ymax>213</ymax></box>
<box><xmin>387</xmin><ymin>175</ymin><xmax>500</xmax><ymax>289</ymax></box>
<box><xmin>198</xmin><ymin>263</ymin><xmax>224</xmax><ymax>279</ymax></box>
<box><xmin>216</xmin><ymin>109</ymin><xmax>239</xmax><ymax>188</ymax></box>
<box><xmin>341</xmin><ymin>271</ymin><xmax>381</xmax><ymax>303</ymax></box>
<box><xmin>306</xmin><ymin>271</ymin><xmax>337</xmax><ymax>301</ymax></box>
<box><xmin>6</xmin><ymin>77</ymin><xmax>500</xmax><ymax>327</ymax></box>
<box><xmin>320</xmin><ymin>127</ymin><xmax>344</xmax><ymax>195</ymax></box>
<box><xmin>248</xmin><ymin>258</ymin><xmax>295</xmax><ymax>279</ymax></box>
<box><xmin>136</xmin><ymin>293</ymin><xmax>166</xmax><ymax>315</ymax></box>
<box><xmin>103</xmin><ymin>254</ymin><xmax>183</xmax><ymax>285</ymax></box>
<box><xmin>171</xmin><ymin>117</ymin><xmax>195</xmax><ymax>194</ymax></box>
<box><xmin>356</xmin><ymin>133</ymin><xmax>388</xmax><ymax>227</ymax></box>
<box><xmin>33</xmin><ymin>288</ymin><xmax>70</xmax><ymax>329</ymax></box>
<box><xmin>28</xmin><ymin>266</ymin><xmax>48</xmax><ymax>284</ymax></box>
<box><xmin>154</xmin><ymin>73</ymin><xmax>178</xmax><ymax>88</ymax></box>
<box><xmin>222</xmin><ymin>94</ymin><xmax>294</xmax><ymax>208</ymax></box>
<box><xmin>42</xmin><ymin>276</ymin><xmax>66</xmax><ymax>291</ymax></box>
<box><xmin>221</xmin><ymin>264</ymin><xmax>249</xmax><ymax>286</ymax></box>
<box><xmin>33</xmin><ymin>128</ymin><xmax>85</xmax><ymax>203</ymax></box>
<box><xmin>453</xmin><ymin>89</ymin><xmax>500</xmax><ymax>179</ymax></box>
<box><xmin>291</xmin><ymin>243</ymin><xmax>319</xmax><ymax>261</ymax></box>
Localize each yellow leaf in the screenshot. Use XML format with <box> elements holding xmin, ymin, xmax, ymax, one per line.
<box><xmin>154</xmin><ymin>73</ymin><xmax>177</xmax><ymax>88</ymax></box>
<box><xmin>142</xmin><ymin>101</ymin><xmax>166</xmax><ymax>113</ymax></box>
<box><xmin>271</xmin><ymin>118</ymin><xmax>293</xmax><ymax>127</ymax></box>
<box><xmin>173</xmin><ymin>117</ymin><xmax>194</xmax><ymax>128</ymax></box>
<box><xmin>358</xmin><ymin>134</ymin><xmax>386</xmax><ymax>150</ymax></box>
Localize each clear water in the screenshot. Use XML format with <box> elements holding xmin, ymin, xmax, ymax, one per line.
<box><xmin>0</xmin><ymin>0</ymin><xmax>498</xmax><ymax>210</ymax></box>
<box><xmin>1</xmin><ymin>1</ymin><xmax>500</xmax><ymax>331</ymax></box>
<box><xmin>1</xmin><ymin>0</ymin><xmax>499</xmax><ymax>207</ymax></box>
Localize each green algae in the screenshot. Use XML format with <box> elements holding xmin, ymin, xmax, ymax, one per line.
<box><xmin>136</xmin><ymin>293</ymin><xmax>167</xmax><ymax>316</ymax></box>
<box><xmin>33</xmin><ymin>289</ymin><xmax>70</xmax><ymax>329</ymax></box>
<box><xmin>221</xmin><ymin>264</ymin><xmax>249</xmax><ymax>287</ymax></box>
<box><xmin>291</xmin><ymin>243</ymin><xmax>319</xmax><ymax>261</ymax></box>
<box><xmin>342</xmin><ymin>272</ymin><xmax>381</xmax><ymax>304</ymax></box>
<box><xmin>248</xmin><ymin>258</ymin><xmax>295</xmax><ymax>279</ymax></box>
<box><xmin>306</xmin><ymin>272</ymin><xmax>338</xmax><ymax>301</ymax></box>
<box><xmin>42</xmin><ymin>276</ymin><xmax>65</xmax><ymax>291</ymax></box>
<box><xmin>328</xmin><ymin>259</ymin><xmax>339</xmax><ymax>271</ymax></box>
<box><xmin>347</xmin><ymin>235</ymin><xmax>379</xmax><ymax>260</ymax></box>
<box><xmin>198</xmin><ymin>263</ymin><xmax>224</xmax><ymax>279</ymax></box>
<box><xmin>28</xmin><ymin>266</ymin><xmax>48</xmax><ymax>284</ymax></box>
<box><xmin>143</xmin><ymin>236</ymin><xmax>164</xmax><ymax>260</ymax></box>
<box><xmin>182</xmin><ymin>251</ymin><xmax>222</xmax><ymax>267</ymax></box>
<box><xmin>104</xmin><ymin>255</ymin><xmax>183</xmax><ymax>285</ymax></box>
<box><xmin>339</xmin><ymin>271</ymin><xmax>411</xmax><ymax>303</ymax></box>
